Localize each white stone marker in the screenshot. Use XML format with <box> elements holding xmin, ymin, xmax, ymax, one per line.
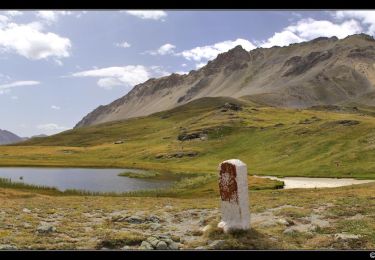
<box><xmin>217</xmin><ymin>159</ymin><xmax>250</xmax><ymax>233</ymax></box>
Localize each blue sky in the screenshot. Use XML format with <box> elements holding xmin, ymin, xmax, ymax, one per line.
<box><xmin>0</xmin><ymin>10</ymin><xmax>374</xmax><ymax>137</ymax></box>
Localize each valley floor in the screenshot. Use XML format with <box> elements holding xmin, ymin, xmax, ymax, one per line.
<box><xmin>1</xmin><ymin>182</ymin><xmax>375</xmax><ymax>250</ymax></box>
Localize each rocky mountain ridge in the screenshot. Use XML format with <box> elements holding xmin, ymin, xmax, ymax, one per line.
<box><xmin>75</xmin><ymin>33</ymin><xmax>375</xmax><ymax>128</ymax></box>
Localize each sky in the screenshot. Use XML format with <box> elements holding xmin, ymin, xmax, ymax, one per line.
<box><xmin>0</xmin><ymin>10</ymin><xmax>375</xmax><ymax>137</ymax></box>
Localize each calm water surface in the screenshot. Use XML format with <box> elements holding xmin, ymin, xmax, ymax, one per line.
<box><xmin>0</xmin><ymin>167</ymin><xmax>172</xmax><ymax>193</ymax></box>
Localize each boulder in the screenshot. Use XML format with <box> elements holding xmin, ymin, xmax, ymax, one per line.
<box><xmin>156</xmin><ymin>241</ymin><xmax>168</xmax><ymax>250</ymax></box>
<box><xmin>36</xmin><ymin>223</ymin><xmax>56</xmax><ymax>234</ymax></box>
<box><xmin>221</xmin><ymin>103</ymin><xmax>242</xmax><ymax>111</ymax></box>
<box><xmin>139</xmin><ymin>235</ymin><xmax>180</xmax><ymax>250</ymax></box>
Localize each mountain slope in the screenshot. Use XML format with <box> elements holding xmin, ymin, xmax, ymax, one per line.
<box><xmin>7</xmin><ymin>96</ymin><xmax>375</xmax><ymax>179</ymax></box>
<box><xmin>0</xmin><ymin>129</ymin><xmax>23</xmax><ymax>145</ymax></box>
<box><xmin>75</xmin><ymin>34</ymin><xmax>375</xmax><ymax>128</ymax></box>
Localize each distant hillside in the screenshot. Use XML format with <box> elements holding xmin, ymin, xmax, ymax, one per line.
<box><xmin>10</xmin><ymin>96</ymin><xmax>375</xmax><ymax>179</ymax></box>
<box><xmin>0</xmin><ymin>129</ymin><xmax>23</xmax><ymax>145</ymax></box>
<box><xmin>76</xmin><ymin>33</ymin><xmax>375</xmax><ymax>128</ymax></box>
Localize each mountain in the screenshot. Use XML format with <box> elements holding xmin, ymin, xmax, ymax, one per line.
<box><xmin>0</xmin><ymin>129</ymin><xmax>23</xmax><ymax>145</ymax></box>
<box><xmin>75</xmin><ymin>33</ymin><xmax>375</xmax><ymax>128</ymax></box>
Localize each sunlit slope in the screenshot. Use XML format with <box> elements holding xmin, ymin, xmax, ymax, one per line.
<box><xmin>3</xmin><ymin>96</ymin><xmax>375</xmax><ymax>179</ymax></box>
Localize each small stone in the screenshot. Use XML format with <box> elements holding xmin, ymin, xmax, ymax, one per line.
<box><xmin>276</xmin><ymin>218</ymin><xmax>289</xmax><ymax>225</ymax></box>
<box><xmin>156</xmin><ymin>241</ymin><xmax>168</xmax><ymax>250</ymax></box>
<box><xmin>121</xmin><ymin>246</ymin><xmax>131</xmax><ymax>250</ymax></box>
<box><xmin>22</xmin><ymin>208</ymin><xmax>31</xmax><ymax>213</ymax></box>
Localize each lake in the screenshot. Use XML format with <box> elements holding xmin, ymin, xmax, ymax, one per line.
<box><xmin>257</xmin><ymin>175</ymin><xmax>375</xmax><ymax>189</ymax></box>
<box><xmin>0</xmin><ymin>167</ymin><xmax>173</xmax><ymax>193</ymax></box>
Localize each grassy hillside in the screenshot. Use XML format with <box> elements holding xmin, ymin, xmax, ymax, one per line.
<box><xmin>2</xmin><ymin>96</ymin><xmax>375</xmax><ymax>179</ymax></box>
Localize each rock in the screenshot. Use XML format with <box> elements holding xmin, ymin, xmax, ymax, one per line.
<box><xmin>139</xmin><ymin>241</ymin><xmax>154</xmax><ymax>250</ymax></box>
<box><xmin>276</xmin><ymin>218</ymin><xmax>289</xmax><ymax>225</ymax></box>
<box><xmin>221</xmin><ymin>103</ymin><xmax>242</xmax><ymax>111</ymax></box>
<box><xmin>334</xmin><ymin>233</ymin><xmax>362</xmax><ymax>240</ymax></box>
<box><xmin>200</xmin><ymin>134</ymin><xmax>208</xmax><ymax>141</ymax></box>
<box><xmin>164</xmin><ymin>239</ymin><xmax>179</xmax><ymax>250</ymax></box>
<box><xmin>114</xmin><ymin>140</ymin><xmax>124</xmax><ymax>144</ymax></box>
<box><xmin>146</xmin><ymin>215</ymin><xmax>160</xmax><ymax>223</ymax></box>
<box><xmin>283</xmin><ymin>228</ymin><xmax>296</xmax><ymax>235</ymax></box>
<box><xmin>36</xmin><ymin>223</ymin><xmax>56</xmax><ymax>234</ymax></box>
<box><xmin>156</xmin><ymin>241</ymin><xmax>168</xmax><ymax>250</ymax></box>
<box><xmin>0</xmin><ymin>244</ymin><xmax>17</xmax><ymax>250</ymax></box>
<box><xmin>140</xmin><ymin>236</ymin><xmax>180</xmax><ymax>250</ymax></box>
<box><xmin>195</xmin><ymin>246</ymin><xmax>208</xmax><ymax>250</ymax></box>
<box><xmin>207</xmin><ymin>240</ymin><xmax>227</xmax><ymax>250</ymax></box>
<box><xmin>150</xmin><ymin>223</ymin><xmax>161</xmax><ymax>231</ymax></box>
<box><xmin>22</xmin><ymin>208</ymin><xmax>31</xmax><ymax>213</ymax></box>
<box><xmin>146</xmin><ymin>236</ymin><xmax>160</xmax><ymax>247</ymax></box>
<box><xmin>121</xmin><ymin>246</ymin><xmax>131</xmax><ymax>250</ymax></box>
<box><xmin>125</xmin><ymin>216</ymin><xmax>144</xmax><ymax>224</ymax></box>
<box><xmin>155</xmin><ymin>154</ymin><xmax>164</xmax><ymax>159</ymax></box>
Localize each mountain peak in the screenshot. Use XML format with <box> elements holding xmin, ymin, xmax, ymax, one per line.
<box><xmin>203</xmin><ymin>44</ymin><xmax>250</xmax><ymax>72</ymax></box>
<box><xmin>75</xmin><ymin>34</ymin><xmax>375</xmax><ymax>128</ymax></box>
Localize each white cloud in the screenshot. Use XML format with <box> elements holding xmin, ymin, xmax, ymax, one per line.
<box><xmin>5</xmin><ymin>11</ymin><xmax>23</xmax><ymax>17</ymax></box>
<box><xmin>0</xmin><ymin>22</ymin><xmax>71</xmax><ymax>60</ymax></box>
<box><xmin>260</xmin><ymin>31</ymin><xmax>304</xmax><ymax>48</ymax></box>
<box><xmin>178</xmin><ymin>38</ymin><xmax>256</xmax><ymax>62</ymax></box>
<box><xmin>146</xmin><ymin>43</ymin><xmax>176</xmax><ymax>55</ymax></box>
<box><xmin>125</xmin><ymin>10</ymin><xmax>167</xmax><ymax>21</ymax></box>
<box><xmin>334</xmin><ymin>11</ymin><xmax>375</xmax><ymax>36</ymax></box>
<box><xmin>157</xmin><ymin>43</ymin><xmax>175</xmax><ymax>55</ymax></box>
<box><xmin>37</xmin><ymin>123</ymin><xmax>69</xmax><ymax>132</ymax></box>
<box><xmin>0</xmin><ymin>80</ymin><xmax>40</xmax><ymax>93</ymax></box>
<box><xmin>36</xmin><ymin>11</ymin><xmax>73</xmax><ymax>23</ymax></box>
<box><xmin>71</xmin><ymin>65</ymin><xmax>169</xmax><ymax>89</ymax></box>
<box><xmin>288</xmin><ymin>18</ymin><xmax>362</xmax><ymax>39</ymax></box>
<box><xmin>0</xmin><ymin>15</ymin><xmax>9</xmax><ymax>28</ymax></box>
<box><xmin>51</xmin><ymin>105</ymin><xmax>61</xmax><ymax>110</ymax></box>
<box><xmin>195</xmin><ymin>62</ymin><xmax>207</xmax><ymax>69</ymax></box>
<box><xmin>260</xmin><ymin>18</ymin><xmax>363</xmax><ymax>48</ymax></box>
<box><xmin>115</xmin><ymin>41</ymin><xmax>131</xmax><ymax>48</ymax></box>
<box><xmin>11</xmin><ymin>95</ymin><xmax>18</xmax><ymax>100</ymax></box>
<box><xmin>181</xmin><ymin>63</ymin><xmax>187</xmax><ymax>67</ymax></box>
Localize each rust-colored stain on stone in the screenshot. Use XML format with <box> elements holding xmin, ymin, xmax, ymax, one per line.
<box><xmin>219</xmin><ymin>162</ymin><xmax>239</xmax><ymax>203</ymax></box>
